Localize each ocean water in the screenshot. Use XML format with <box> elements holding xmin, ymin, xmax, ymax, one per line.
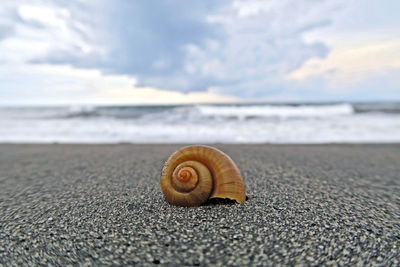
<box><xmin>0</xmin><ymin>103</ymin><xmax>400</xmax><ymax>143</ymax></box>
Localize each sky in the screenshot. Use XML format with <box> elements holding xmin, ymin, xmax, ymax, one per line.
<box><xmin>0</xmin><ymin>0</ymin><xmax>399</xmax><ymax>106</ymax></box>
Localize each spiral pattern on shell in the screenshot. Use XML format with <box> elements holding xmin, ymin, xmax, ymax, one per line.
<box><xmin>160</xmin><ymin>145</ymin><xmax>246</xmax><ymax>207</ymax></box>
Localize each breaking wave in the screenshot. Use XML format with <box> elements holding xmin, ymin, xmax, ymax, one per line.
<box><xmin>0</xmin><ymin>102</ymin><xmax>399</xmax><ymax>143</ymax></box>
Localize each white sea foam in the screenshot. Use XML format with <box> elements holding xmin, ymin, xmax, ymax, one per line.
<box><xmin>195</xmin><ymin>104</ymin><xmax>354</xmax><ymax>119</ymax></box>
<box><xmin>0</xmin><ymin>103</ymin><xmax>399</xmax><ymax>143</ymax></box>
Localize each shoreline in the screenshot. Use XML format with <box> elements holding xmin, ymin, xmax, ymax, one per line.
<box><xmin>1</xmin><ymin>142</ymin><xmax>400</xmax><ymax>145</ymax></box>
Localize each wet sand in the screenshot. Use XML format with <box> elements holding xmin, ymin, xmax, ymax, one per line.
<box><xmin>0</xmin><ymin>144</ymin><xmax>399</xmax><ymax>265</ymax></box>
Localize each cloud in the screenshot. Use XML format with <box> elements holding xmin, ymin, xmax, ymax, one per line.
<box><xmin>0</xmin><ymin>24</ymin><xmax>14</xmax><ymax>41</ymax></box>
<box><xmin>27</xmin><ymin>1</ymin><xmax>228</xmax><ymax>90</ymax></box>
<box><xmin>1</xmin><ymin>0</ymin><xmax>398</xmax><ymax>103</ymax></box>
<box><xmin>287</xmin><ymin>68</ymin><xmax>400</xmax><ymax>102</ymax></box>
<box><xmin>0</xmin><ymin>2</ymin><xmax>16</xmax><ymax>42</ymax></box>
<box><xmin>0</xmin><ymin>0</ymin><xmax>337</xmax><ymax>96</ymax></box>
<box><xmin>289</xmin><ymin>39</ymin><xmax>400</xmax><ymax>83</ymax></box>
<box><xmin>0</xmin><ymin>64</ymin><xmax>238</xmax><ymax>106</ymax></box>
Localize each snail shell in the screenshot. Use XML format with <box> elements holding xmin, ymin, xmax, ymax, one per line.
<box><xmin>160</xmin><ymin>145</ymin><xmax>246</xmax><ymax>207</ymax></box>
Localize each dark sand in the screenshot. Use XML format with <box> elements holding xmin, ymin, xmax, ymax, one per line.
<box><xmin>0</xmin><ymin>144</ymin><xmax>399</xmax><ymax>266</ymax></box>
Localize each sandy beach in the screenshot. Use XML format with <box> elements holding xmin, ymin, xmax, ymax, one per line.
<box><xmin>0</xmin><ymin>144</ymin><xmax>399</xmax><ymax>265</ymax></box>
